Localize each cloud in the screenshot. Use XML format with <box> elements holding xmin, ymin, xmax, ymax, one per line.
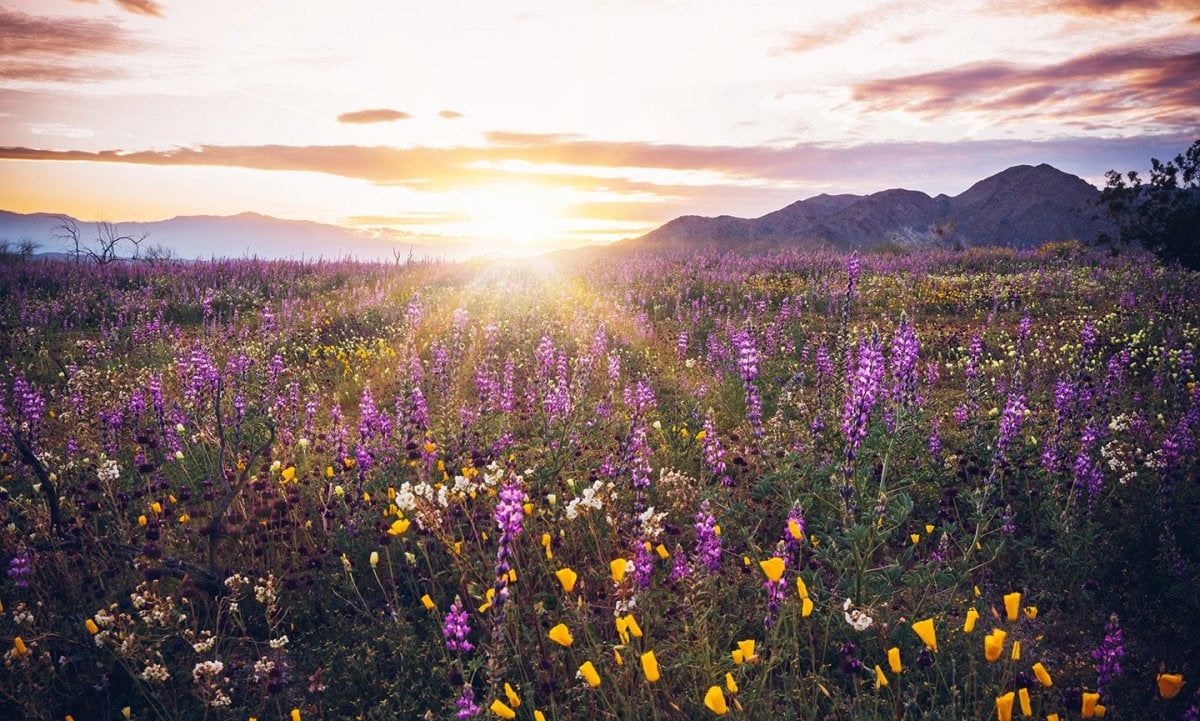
<box><xmin>342</xmin><ymin>212</ymin><xmax>468</xmax><ymax>226</ymax></box>
<box><xmin>850</xmin><ymin>38</ymin><xmax>1200</xmax><ymax>131</ymax></box>
<box><xmin>113</xmin><ymin>0</ymin><xmax>164</xmax><ymax>16</ymax></box>
<box><xmin>0</xmin><ymin>7</ymin><xmax>134</xmax><ymax>82</ymax></box>
<box><xmin>1036</xmin><ymin>0</ymin><xmax>1197</xmax><ymax>15</ymax></box>
<box><xmin>438</xmin><ymin>110</ymin><xmax>464</xmax><ymax>119</ymax></box>
<box><xmin>337</xmin><ymin>108</ymin><xmax>413</xmax><ymax>124</ymax></box>
<box><xmin>4</xmin><ymin>133</ymin><xmax>1193</xmax><ymax>199</ymax></box>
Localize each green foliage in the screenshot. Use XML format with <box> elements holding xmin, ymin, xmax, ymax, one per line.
<box><xmin>1099</xmin><ymin>139</ymin><xmax>1200</xmax><ymax>269</ymax></box>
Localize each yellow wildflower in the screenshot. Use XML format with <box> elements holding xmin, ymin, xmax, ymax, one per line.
<box><xmin>795</xmin><ymin>576</ymin><xmax>809</xmax><ymax>599</ymax></box>
<box><xmin>1158</xmin><ymin>673</ymin><xmax>1184</xmax><ymax>699</ymax></box>
<box><xmin>704</xmin><ymin>686</ymin><xmax>728</xmax><ymax>715</ymax></box>
<box><xmin>725</xmin><ymin>671</ymin><xmax>738</xmax><ymax>693</ymax></box>
<box><xmin>1004</xmin><ymin>592</ymin><xmax>1021</xmax><ymax>622</ymax></box>
<box><xmin>985</xmin><ymin>629</ymin><xmax>1007</xmax><ymax>662</ymax></box>
<box><xmin>641</xmin><ymin>651</ymin><xmax>660</xmax><ymax>683</ymax></box>
<box><xmin>556</xmin><ymin>567</ymin><xmax>578</xmax><ymax>593</ymax></box>
<box><xmin>548</xmin><ymin>623</ymin><xmax>574</xmax><ymax>647</ymax></box>
<box><xmin>504</xmin><ymin>683</ymin><xmax>521</xmax><ymax>708</ymax></box>
<box><xmin>625</xmin><ymin>614</ymin><xmax>643</xmax><ymax>638</ymax></box>
<box><xmin>13</xmin><ymin>636</ymin><xmax>28</xmax><ymax>655</ymax></box>
<box><xmin>1081</xmin><ymin>692</ymin><xmax>1100</xmax><ymax>718</ymax></box>
<box><xmin>420</xmin><ymin>594</ymin><xmax>435</xmax><ymax>611</ymax></box>
<box><xmin>875</xmin><ymin>665</ymin><xmax>889</xmax><ymax>688</ymax></box>
<box><xmin>1018</xmin><ymin>688</ymin><xmax>1031</xmax><ymax>717</ymax></box>
<box><xmin>965</xmin><ymin>607</ymin><xmax>980</xmax><ymax>633</ymax></box>
<box><xmin>759</xmin><ymin>557</ymin><xmax>784</xmax><ymax>583</ymax></box>
<box><xmin>610</xmin><ymin>558</ymin><xmax>628</xmax><ymax>584</ymax></box>
<box><xmin>995</xmin><ymin>691</ymin><xmax>1015</xmax><ymax>721</ymax></box>
<box><xmin>281</xmin><ymin>466</ymin><xmax>295</xmax><ymax>482</ymax></box>
<box><xmin>85</xmin><ymin>619</ymin><xmax>99</xmax><ymax>635</ymax></box>
<box><xmin>888</xmin><ymin>647</ymin><xmax>902</xmax><ymax>674</ymax></box>
<box><xmin>802</xmin><ymin>597</ymin><xmax>814</xmax><ymax>617</ymax></box>
<box><xmin>1032</xmin><ymin>662</ymin><xmax>1053</xmax><ymax>687</ymax></box>
<box><xmin>388</xmin><ymin>518</ymin><xmax>410</xmax><ymax>535</ymax></box>
<box><xmin>490</xmin><ymin>699</ymin><xmax>516</xmax><ymax>719</ymax></box>
<box><xmin>912</xmin><ymin>618</ymin><xmax>938</xmax><ymax>651</ymax></box>
<box><xmin>578</xmin><ymin>661</ymin><xmax>601</xmax><ymax>687</ymax></box>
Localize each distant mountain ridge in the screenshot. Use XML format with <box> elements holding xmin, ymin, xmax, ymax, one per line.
<box><xmin>622</xmin><ymin>163</ymin><xmax>1114</xmax><ymax>252</ymax></box>
<box><xmin>0</xmin><ymin>210</ymin><xmax>453</xmax><ymax>261</ymax></box>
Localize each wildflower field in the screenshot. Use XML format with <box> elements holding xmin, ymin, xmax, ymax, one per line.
<box><xmin>1</xmin><ymin>245</ymin><xmax>1197</xmax><ymax>721</ymax></box>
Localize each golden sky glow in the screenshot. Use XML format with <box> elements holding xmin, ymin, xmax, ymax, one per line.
<box><xmin>1</xmin><ymin>0</ymin><xmax>1197</xmax><ymax>255</ymax></box>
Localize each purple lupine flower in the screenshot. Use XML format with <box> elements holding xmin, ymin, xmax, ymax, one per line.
<box><xmin>890</xmin><ymin>315</ymin><xmax>920</xmax><ymax>414</ymax></box>
<box><xmin>455</xmin><ymin>684</ymin><xmax>480</xmax><ymax>719</ymax></box>
<box><xmin>995</xmin><ymin>393</ymin><xmax>1028</xmax><ymax>457</ymax></box>
<box><xmin>7</xmin><ymin>550</ymin><xmax>31</xmax><ymax>588</ymax></box>
<box><xmin>842</xmin><ymin>332</ymin><xmax>885</xmax><ymax>478</ymax></box>
<box><xmin>491</xmin><ymin>476</ymin><xmax>527</xmax><ymax>611</ymax></box>
<box><xmin>736</xmin><ymin>330</ymin><xmax>764</xmax><ymax>439</ymax></box>
<box><xmin>670</xmin><ymin>545</ymin><xmax>691</xmax><ymax>581</ymax></box>
<box><xmin>1073</xmin><ymin>421</ymin><xmax>1104</xmax><ymax>505</ymax></box>
<box><xmin>633</xmin><ymin>541</ymin><xmax>653</xmax><ymax>588</ymax></box>
<box><xmin>928</xmin><ymin>421</ymin><xmax>942</xmax><ymax>460</ymax></box>
<box><xmin>702</xmin><ymin>409</ymin><xmax>731</xmax><ymax>486</ymax></box>
<box><xmin>444</xmin><ymin>595</ymin><xmax>474</xmax><ymax>653</ymax></box>
<box><xmin>1091</xmin><ymin>614</ymin><xmax>1125</xmax><ymax>694</ymax></box>
<box><xmin>693</xmin><ymin>501</ymin><xmax>722</xmax><ymax>574</ymax></box>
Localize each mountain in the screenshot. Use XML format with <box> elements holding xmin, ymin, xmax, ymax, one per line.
<box><xmin>0</xmin><ymin>210</ymin><xmax>454</xmax><ymax>261</ymax></box>
<box><xmin>622</xmin><ymin>163</ymin><xmax>1114</xmax><ymax>252</ymax></box>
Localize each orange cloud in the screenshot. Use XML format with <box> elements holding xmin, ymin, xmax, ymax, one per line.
<box><xmin>337</xmin><ymin>108</ymin><xmax>413</xmax><ymax>123</ymax></box>
<box><xmin>113</xmin><ymin>0</ymin><xmax>164</xmax><ymax>16</ymax></box>
<box><xmin>851</xmin><ymin>38</ymin><xmax>1200</xmax><ymax>131</ymax></box>
<box><xmin>438</xmin><ymin>110</ymin><xmax>464</xmax><ymax>119</ymax></box>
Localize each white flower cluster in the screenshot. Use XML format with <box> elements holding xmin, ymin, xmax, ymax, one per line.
<box><xmin>97</xmin><ymin>456</ymin><xmax>121</xmax><ymax>483</ymax></box>
<box><xmin>254</xmin><ymin>575</ymin><xmax>278</xmax><ymax>607</ymax></box>
<box><xmin>140</xmin><ymin>662</ymin><xmax>170</xmax><ymax>682</ymax></box>
<box><xmin>843</xmin><ymin>599</ymin><xmax>874</xmax><ymax>631</ymax></box>
<box><xmin>565</xmin><ymin>479</ymin><xmax>613</xmax><ymax>520</ymax></box>
<box><xmin>637</xmin><ymin>506</ymin><xmax>668</xmax><ymax>541</ymax></box>
<box><xmin>191</xmin><ymin>659</ymin><xmax>224</xmax><ymax>683</ymax></box>
<box><xmin>269</xmin><ymin>635</ymin><xmax>289</xmax><ymax>649</ymax></box>
<box><xmin>191</xmin><ymin>631</ymin><xmax>216</xmax><ymax>654</ymax></box>
<box><xmin>253</xmin><ymin>656</ymin><xmax>276</xmax><ymax>682</ymax></box>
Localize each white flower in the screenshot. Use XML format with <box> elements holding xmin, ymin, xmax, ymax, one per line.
<box><xmin>843</xmin><ymin>598</ymin><xmax>874</xmax><ymax>631</ymax></box>
<box><xmin>269</xmin><ymin>635</ymin><xmax>289</xmax><ymax>649</ymax></box>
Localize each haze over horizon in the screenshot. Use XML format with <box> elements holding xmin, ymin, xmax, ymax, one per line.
<box><xmin>1</xmin><ymin>0</ymin><xmax>1197</xmax><ymax>256</ymax></box>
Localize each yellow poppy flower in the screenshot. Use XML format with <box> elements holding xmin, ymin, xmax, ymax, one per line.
<box><xmin>704</xmin><ymin>686</ymin><xmax>728</xmax><ymax>715</ymax></box>
<box><xmin>615</xmin><ymin>616</ymin><xmax>630</xmax><ymax>645</ymax></box>
<box><xmin>641</xmin><ymin>651</ymin><xmax>660</xmax><ymax>683</ymax></box>
<box><xmin>1011</xmin><ymin>640</ymin><xmax>1020</xmax><ymax>660</ymax></box>
<box><xmin>875</xmin><ymin>665</ymin><xmax>889</xmax><ymax>688</ymax></box>
<box><xmin>1094</xmin><ymin>704</ymin><xmax>1107</xmax><ymax>717</ymax></box>
<box><xmin>578</xmin><ymin>661</ymin><xmax>601</xmax><ymax>688</ymax></box>
<box><xmin>420</xmin><ymin>594</ymin><xmax>435</xmax><ymax>610</ymax></box>
<box><xmin>731</xmin><ymin>649</ymin><xmax>744</xmax><ymax>664</ymax></box>
<box><xmin>610</xmin><ymin>558</ymin><xmax>628</xmax><ymax>584</ymax></box>
<box><xmin>759</xmin><ymin>557</ymin><xmax>785</xmax><ymax>583</ymax></box>
<box><xmin>13</xmin><ymin>636</ymin><xmax>28</xmax><ymax>656</ymax></box>
<box><xmin>795</xmin><ymin>576</ymin><xmax>809</xmax><ymax>599</ymax></box>
<box><xmin>985</xmin><ymin>629</ymin><xmax>1007</xmax><ymax>662</ymax></box>
<box><xmin>1018</xmin><ymin>688</ymin><xmax>1031</xmax><ymax>717</ymax></box>
<box><xmin>995</xmin><ymin>691</ymin><xmax>1015</xmax><ymax>721</ymax></box>
<box><xmin>725</xmin><ymin>672</ymin><xmax>738</xmax><ymax>693</ymax></box>
<box><xmin>281</xmin><ymin>466</ymin><xmax>295</xmax><ymax>482</ymax></box>
<box><xmin>388</xmin><ymin>518</ymin><xmax>410</xmax><ymax>535</ymax></box>
<box><xmin>737</xmin><ymin>639</ymin><xmax>756</xmax><ymax>660</ymax></box>
<box><xmin>291</xmin><ymin>709</ymin><xmax>301</xmax><ymax>721</ymax></box>
<box><xmin>1024</xmin><ymin>606</ymin><xmax>1038</xmax><ymax>620</ymax></box>
<box><xmin>85</xmin><ymin>619</ymin><xmax>99</xmax><ymax>635</ymax></box>
<box><xmin>548</xmin><ymin>623</ymin><xmax>574</xmax><ymax>647</ymax></box>
<box><xmin>965</xmin><ymin>607</ymin><xmax>979</xmax><ymax>633</ymax></box>
<box><xmin>655</xmin><ymin>544</ymin><xmax>670</xmax><ymax>559</ymax></box>
<box><xmin>1158</xmin><ymin>673</ymin><xmax>1184</xmax><ymax>699</ymax></box>
<box><xmin>541</xmin><ymin>533</ymin><xmax>552</xmax><ymax>559</ymax></box>
<box><xmin>625</xmin><ymin>614</ymin><xmax>643</xmax><ymax>638</ymax></box>
<box><xmin>490</xmin><ymin>699</ymin><xmax>516</xmax><ymax>719</ymax></box>
<box><xmin>801</xmin><ymin>597</ymin><xmax>814</xmax><ymax>617</ymax></box>
<box><xmin>888</xmin><ymin>647</ymin><xmax>902</xmax><ymax>674</ymax></box>
<box><xmin>535</xmin><ymin>711</ymin><xmax>546</xmax><ymax>721</ymax></box>
<box><xmin>1082</xmin><ymin>692</ymin><xmax>1100</xmax><ymax>718</ymax></box>
<box><xmin>1032</xmin><ymin>662</ymin><xmax>1053</xmax><ymax>687</ymax></box>
<box><xmin>504</xmin><ymin>683</ymin><xmax>521</xmax><ymax>708</ymax></box>
<box><xmin>556</xmin><ymin>567</ymin><xmax>578</xmax><ymax>593</ymax></box>
<box><xmin>788</xmin><ymin>520</ymin><xmax>804</xmax><ymax>540</ymax></box>
<box><xmin>1004</xmin><ymin>592</ymin><xmax>1021</xmax><ymax>622</ymax></box>
<box><xmin>912</xmin><ymin>618</ymin><xmax>938</xmax><ymax>651</ymax></box>
<box><xmin>138</xmin><ymin>515</ymin><xmax>147</xmax><ymax>526</ymax></box>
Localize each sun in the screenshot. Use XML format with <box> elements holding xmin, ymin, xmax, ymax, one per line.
<box><xmin>461</xmin><ymin>185</ymin><xmax>572</xmax><ymax>253</ymax></box>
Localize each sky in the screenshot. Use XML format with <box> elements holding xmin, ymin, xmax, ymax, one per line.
<box><xmin>0</xmin><ymin>0</ymin><xmax>1197</xmax><ymax>255</ymax></box>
